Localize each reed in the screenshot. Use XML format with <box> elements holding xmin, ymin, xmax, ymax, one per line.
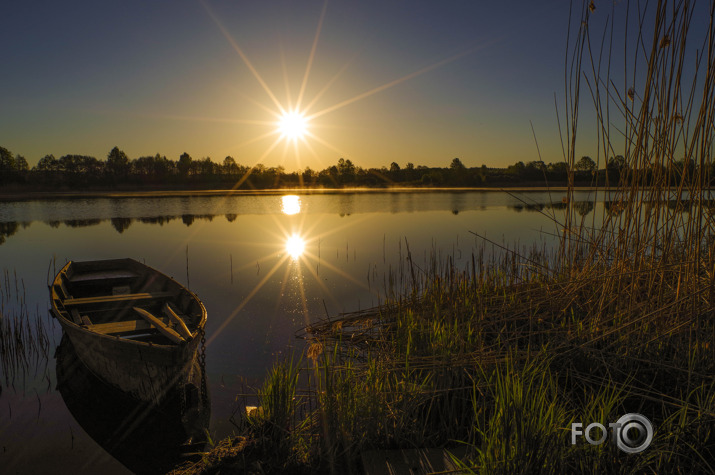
<box><xmin>176</xmin><ymin>1</ymin><xmax>715</xmax><ymax>473</ymax></box>
<box><xmin>311</xmin><ymin>0</ymin><xmax>714</xmax><ymax>470</ymax></box>
<box><xmin>0</xmin><ymin>270</ymin><xmax>54</xmax><ymax>389</ymax></box>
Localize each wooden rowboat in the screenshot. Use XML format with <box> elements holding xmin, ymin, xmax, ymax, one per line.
<box><xmin>50</xmin><ymin>258</ymin><xmax>207</xmax><ymax>403</ymax></box>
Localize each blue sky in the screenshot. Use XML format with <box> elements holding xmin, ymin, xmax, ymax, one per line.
<box><xmin>1</xmin><ymin>1</ymin><xmax>706</xmax><ymax>170</ymax></box>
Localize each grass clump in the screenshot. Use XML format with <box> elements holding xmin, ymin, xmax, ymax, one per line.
<box><xmin>170</xmin><ymin>356</ymin><xmax>310</xmax><ymax>474</ymax></box>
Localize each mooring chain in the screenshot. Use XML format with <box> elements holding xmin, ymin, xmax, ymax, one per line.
<box><xmin>179</xmin><ymin>375</ymin><xmax>186</xmax><ymax>416</ymax></box>
<box><xmin>199</xmin><ymin>327</ymin><xmax>208</xmax><ymax>405</ymax></box>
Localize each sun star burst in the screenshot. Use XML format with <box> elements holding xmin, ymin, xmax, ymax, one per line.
<box><xmin>277</xmin><ymin>110</ymin><xmax>309</xmax><ymax>141</ymax></box>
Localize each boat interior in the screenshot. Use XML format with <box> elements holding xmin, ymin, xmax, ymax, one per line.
<box><xmin>52</xmin><ymin>260</ymin><xmax>203</xmax><ymax>345</ymax></box>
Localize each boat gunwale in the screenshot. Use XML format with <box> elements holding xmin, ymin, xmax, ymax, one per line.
<box><xmin>50</xmin><ymin>258</ymin><xmax>207</xmax><ymax>351</ymax></box>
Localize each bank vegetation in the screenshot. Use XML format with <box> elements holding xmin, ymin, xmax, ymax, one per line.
<box><xmin>178</xmin><ymin>1</ymin><xmax>715</xmax><ymax>472</ymax></box>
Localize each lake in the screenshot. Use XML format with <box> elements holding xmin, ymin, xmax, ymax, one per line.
<box><xmin>0</xmin><ymin>189</ymin><xmax>611</xmax><ymax>473</ymax></box>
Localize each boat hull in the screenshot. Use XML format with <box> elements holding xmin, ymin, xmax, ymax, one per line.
<box><xmin>56</xmin><ymin>317</ymin><xmax>202</xmax><ymax>402</ymax></box>
<box><xmin>56</xmin><ymin>334</ymin><xmax>210</xmax><ymax>474</ymax></box>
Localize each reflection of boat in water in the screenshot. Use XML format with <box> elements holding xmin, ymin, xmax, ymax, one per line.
<box><xmin>56</xmin><ymin>334</ymin><xmax>210</xmax><ymax>475</ymax></box>
<box><xmin>49</xmin><ymin>258</ymin><xmax>207</xmax><ymax>403</ymax></box>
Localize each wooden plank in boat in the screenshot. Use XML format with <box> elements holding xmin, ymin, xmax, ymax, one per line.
<box><xmin>70</xmin><ymin>308</ymin><xmax>82</xmax><ymax>324</ymax></box>
<box><xmin>88</xmin><ymin>317</ymin><xmax>170</xmax><ymax>335</ymax></box>
<box><xmin>133</xmin><ymin>307</ymin><xmax>185</xmax><ymax>344</ymax></box>
<box><xmin>163</xmin><ymin>303</ymin><xmax>193</xmax><ymax>339</ymax></box>
<box><xmin>63</xmin><ymin>291</ymin><xmax>174</xmax><ymax>307</ymax></box>
<box><xmin>71</xmin><ymin>308</ymin><xmax>93</xmax><ymax>325</ymax></box>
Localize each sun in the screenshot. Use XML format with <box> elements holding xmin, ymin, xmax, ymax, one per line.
<box><xmin>281</xmin><ymin>195</ymin><xmax>301</xmax><ymax>215</ymax></box>
<box><xmin>277</xmin><ymin>110</ymin><xmax>309</xmax><ymax>141</ymax></box>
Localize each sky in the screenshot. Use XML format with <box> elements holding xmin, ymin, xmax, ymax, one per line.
<box><xmin>0</xmin><ymin>1</ymin><xmax>709</xmax><ymax>171</ymax></box>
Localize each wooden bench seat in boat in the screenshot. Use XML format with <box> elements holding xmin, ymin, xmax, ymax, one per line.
<box><xmin>68</xmin><ymin>270</ymin><xmax>139</xmax><ymax>283</ymax></box>
<box><xmin>63</xmin><ymin>291</ymin><xmax>174</xmax><ymax>307</ymax></box>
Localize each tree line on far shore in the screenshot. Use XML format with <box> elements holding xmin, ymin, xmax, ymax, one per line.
<box><xmin>0</xmin><ymin>145</ymin><xmax>706</xmax><ymax>190</ymax></box>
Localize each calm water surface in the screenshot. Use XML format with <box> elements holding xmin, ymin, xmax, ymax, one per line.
<box><xmin>0</xmin><ymin>190</ymin><xmax>603</xmax><ymax>474</ymax></box>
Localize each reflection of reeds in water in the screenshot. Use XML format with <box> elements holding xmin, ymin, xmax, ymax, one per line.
<box><xmin>0</xmin><ymin>270</ymin><xmax>54</xmax><ymax>388</ymax></box>
<box><xmin>510</xmin><ymin>197</ymin><xmax>707</xmax><ymax>219</ymax></box>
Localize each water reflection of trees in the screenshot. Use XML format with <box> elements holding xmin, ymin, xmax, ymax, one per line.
<box><xmin>181</xmin><ymin>214</ymin><xmax>214</xmax><ymax>226</ymax></box>
<box><xmin>451</xmin><ymin>193</ymin><xmax>465</xmax><ymax>215</ymax></box>
<box><xmin>64</xmin><ymin>219</ymin><xmax>102</xmax><ymax>228</ymax></box>
<box><xmin>573</xmin><ymin>201</ymin><xmax>594</xmax><ymax>217</ymax></box>
<box><xmin>604</xmin><ymin>201</ymin><xmax>625</xmax><ymax>216</ymax></box>
<box><xmin>338</xmin><ymin>194</ymin><xmax>354</xmax><ymax>217</ymax></box>
<box><xmin>110</xmin><ymin>217</ymin><xmax>132</xmax><ymax>233</ymax></box>
<box><xmin>511</xmin><ymin>203</ymin><xmax>547</xmax><ymax>212</ymax></box>
<box><xmin>1</xmin><ymin>197</ymin><xmax>706</xmax><ymax>245</ymax></box>
<box><xmin>507</xmin><ymin>199</ymin><xmax>702</xmax><ymax>218</ymax></box>
<box><xmin>140</xmin><ymin>216</ymin><xmax>175</xmax><ymax>225</ymax></box>
<box><xmin>0</xmin><ymin>214</ymin><xmax>225</xmax><ymax>245</ymax></box>
<box><xmin>0</xmin><ymin>221</ymin><xmax>20</xmax><ymax>245</ymax></box>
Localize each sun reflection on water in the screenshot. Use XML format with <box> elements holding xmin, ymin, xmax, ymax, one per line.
<box><xmin>285</xmin><ymin>233</ymin><xmax>306</xmax><ymax>259</ymax></box>
<box><xmin>282</xmin><ymin>195</ymin><xmax>301</xmax><ymax>215</ymax></box>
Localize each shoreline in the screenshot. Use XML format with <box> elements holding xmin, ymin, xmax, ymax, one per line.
<box><xmin>0</xmin><ymin>186</ymin><xmax>628</xmax><ymax>202</ymax></box>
